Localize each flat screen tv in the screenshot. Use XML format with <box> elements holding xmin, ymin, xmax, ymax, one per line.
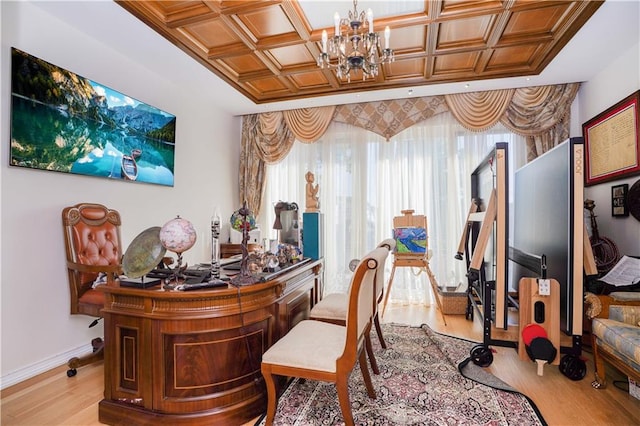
<box><xmin>10</xmin><ymin>47</ymin><xmax>176</xmax><ymax>186</ymax></box>
<box><xmin>510</xmin><ymin>138</ymin><xmax>585</xmax><ymax>335</ymax></box>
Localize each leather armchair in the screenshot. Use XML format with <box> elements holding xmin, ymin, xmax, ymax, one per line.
<box><xmin>62</xmin><ymin>203</ymin><xmax>122</xmax><ymax>377</ymax></box>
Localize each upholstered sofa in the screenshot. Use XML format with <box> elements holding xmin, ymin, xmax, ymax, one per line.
<box><xmin>588</xmin><ymin>294</ymin><xmax>640</xmax><ymax>389</ymax></box>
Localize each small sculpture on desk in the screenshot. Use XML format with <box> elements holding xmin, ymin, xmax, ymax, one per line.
<box><xmin>305</xmin><ymin>171</ymin><xmax>320</xmax><ymax>212</ymax></box>
<box><xmin>231</xmin><ymin>202</ymin><xmax>259</xmax><ymax>286</ymax></box>
<box><xmin>210</xmin><ymin>209</ymin><xmax>221</xmax><ymax>279</ymax></box>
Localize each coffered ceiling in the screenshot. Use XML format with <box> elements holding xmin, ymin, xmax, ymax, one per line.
<box><xmin>116</xmin><ymin>0</ymin><xmax>603</xmax><ymax>105</ymax></box>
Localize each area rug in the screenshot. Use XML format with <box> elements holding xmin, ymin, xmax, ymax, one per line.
<box><xmin>256</xmin><ymin>323</ymin><xmax>545</xmax><ymax>425</ymax></box>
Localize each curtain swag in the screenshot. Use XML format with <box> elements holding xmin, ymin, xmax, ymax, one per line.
<box><xmin>445</xmin><ymin>89</ymin><xmax>515</xmax><ymax>132</ymax></box>
<box><xmin>282</xmin><ymin>106</ymin><xmax>336</xmax><ymax>143</ymax></box>
<box><xmin>240</xmin><ymin>83</ymin><xmax>580</xmax><ymax>215</ymax></box>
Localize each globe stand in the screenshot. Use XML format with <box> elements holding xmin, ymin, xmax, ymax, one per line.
<box><xmin>162</xmin><ymin>251</ymin><xmax>186</xmax><ymax>291</ymax></box>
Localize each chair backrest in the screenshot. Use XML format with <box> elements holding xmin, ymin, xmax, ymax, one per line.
<box><xmin>62</xmin><ymin>203</ymin><xmax>123</xmax><ymax>315</ymax></box>
<box><xmin>375</xmin><ymin>238</ymin><xmax>395</xmax><ymax>300</ymax></box>
<box><xmin>338</xmin><ymin>247</ymin><xmax>389</xmax><ymax>368</ymax></box>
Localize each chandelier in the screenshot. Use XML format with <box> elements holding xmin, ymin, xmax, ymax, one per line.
<box><xmin>317</xmin><ymin>0</ymin><xmax>394</xmax><ymax>82</ymax></box>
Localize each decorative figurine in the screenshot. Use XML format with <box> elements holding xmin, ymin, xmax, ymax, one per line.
<box><xmin>210</xmin><ymin>209</ymin><xmax>221</xmax><ymax>279</ymax></box>
<box><xmin>305</xmin><ymin>171</ymin><xmax>320</xmax><ymax>212</ymax></box>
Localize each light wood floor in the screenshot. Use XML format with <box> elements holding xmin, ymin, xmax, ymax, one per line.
<box><xmin>2</xmin><ymin>303</ymin><xmax>640</xmax><ymax>425</ymax></box>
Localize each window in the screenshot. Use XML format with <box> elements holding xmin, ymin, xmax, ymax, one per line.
<box><xmin>260</xmin><ymin>112</ymin><xmax>525</xmax><ymax>305</ymax></box>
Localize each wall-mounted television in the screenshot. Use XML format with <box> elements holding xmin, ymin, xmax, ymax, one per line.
<box><xmin>10</xmin><ymin>47</ymin><xmax>176</xmax><ymax>186</ymax></box>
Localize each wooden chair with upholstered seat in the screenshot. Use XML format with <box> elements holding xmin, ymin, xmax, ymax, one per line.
<box><xmin>309</xmin><ymin>239</ymin><xmax>395</xmax><ymax>374</ymax></box>
<box><xmin>62</xmin><ymin>203</ymin><xmax>123</xmax><ymax>377</ymax></box>
<box><xmin>261</xmin><ymin>246</ymin><xmax>389</xmax><ymax>426</ymax></box>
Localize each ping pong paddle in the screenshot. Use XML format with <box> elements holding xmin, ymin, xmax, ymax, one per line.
<box><xmin>522</xmin><ymin>323</ymin><xmax>547</xmax><ymax>346</ymax></box>
<box><xmin>527</xmin><ymin>336</ymin><xmax>557</xmax><ymax>376</ymax></box>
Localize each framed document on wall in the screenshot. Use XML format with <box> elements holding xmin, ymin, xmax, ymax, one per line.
<box><xmin>582</xmin><ymin>90</ymin><xmax>640</xmax><ymax>186</ymax></box>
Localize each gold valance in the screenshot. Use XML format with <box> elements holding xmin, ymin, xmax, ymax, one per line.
<box><xmin>240</xmin><ymin>83</ymin><xmax>580</xmax><ymax>215</ymax></box>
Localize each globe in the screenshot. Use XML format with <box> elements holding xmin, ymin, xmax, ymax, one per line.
<box><xmin>122</xmin><ymin>226</ymin><xmax>167</xmax><ymax>278</ymax></box>
<box><xmin>159</xmin><ymin>216</ymin><xmax>197</xmax><ymax>253</ymax></box>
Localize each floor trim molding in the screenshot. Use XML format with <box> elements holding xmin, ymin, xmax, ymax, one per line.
<box><xmin>1</xmin><ymin>344</ymin><xmax>92</xmax><ymax>390</ymax></box>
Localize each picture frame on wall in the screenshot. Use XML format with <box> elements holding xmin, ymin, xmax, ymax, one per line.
<box><xmin>582</xmin><ymin>90</ymin><xmax>640</xmax><ymax>186</ymax></box>
<box><xmin>10</xmin><ymin>47</ymin><xmax>176</xmax><ymax>187</ymax></box>
<box><xmin>611</xmin><ymin>183</ymin><xmax>629</xmax><ymax>217</ymax></box>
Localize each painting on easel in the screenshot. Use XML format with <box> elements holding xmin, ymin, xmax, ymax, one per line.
<box><xmin>393</xmin><ymin>227</ymin><xmax>427</xmax><ymax>254</ymax></box>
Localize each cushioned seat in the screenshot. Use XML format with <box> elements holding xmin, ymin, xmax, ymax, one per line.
<box><xmin>591</xmin><ymin>305</ymin><xmax>640</xmax><ymax>388</ymax></box>
<box><xmin>262</xmin><ymin>320</ymin><xmax>346</xmax><ymax>372</ymax></box>
<box><xmin>310</xmin><ymin>293</ymin><xmax>349</xmax><ymax>321</ymax></box>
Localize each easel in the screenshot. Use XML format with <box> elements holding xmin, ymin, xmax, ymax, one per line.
<box><xmin>381</xmin><ymin>210</ymin><xmax>447</xmax><ymax>325</ymax></box>
<box><xmin>455</xmin><ymin>200</ymin><xmax>478</xmax><ymax>260</ymax></box>
<box><xmin>468</xmin><ymin>189</ymin><xmax>497</xmax><ymax>275</ymax></box>
<box><xmin>458</xmin><ymin>143</ymin><xmax>516</xmax><ymax>351</ymax></box>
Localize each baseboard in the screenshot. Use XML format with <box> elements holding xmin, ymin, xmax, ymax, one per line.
<box><xmin>0</xmin><ymin>344</ymin><xmax>92</xmax><ymax>390</ymax></box>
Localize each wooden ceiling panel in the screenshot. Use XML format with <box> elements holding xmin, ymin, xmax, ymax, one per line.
<box><xmin>268</xmin><ymin>43</ymin><xmax>315</xmax><ymax>68</ymax></box>
<box><xmin>385</xmin><ymin>58</ymin><xmax>426</xmax><ymax>80</ymax></box>
<box><xmin>438</xmin><ymin>0</ymin><xmax>504</xmax><ymax>18</ymax></box>
<box><xmin>183</xmin><ymin>18</ymin><xmax>239</xmax><ymax>48</ymax></box>
<box><xmin>289</xmin><ymin>71</ymin><xmax>331</xmax><ymax>90</ymax></box>
<box><xmin>152</xmin><ymin>1</ymin><xmax>219</xmax><ymax>26</ymax></box>
<box><xmin>433</xmin><ymin>51</ymin><xmax>480</xmax><ymax>76</ymax></box>
<box><xmin>503</xmin><ymin>4</ymin><xmax>571</xmax><ymax>39</ymax></box>
<box><xmin>220</xmin><ymin>54</ymin><xmax>270</xmax><ymax>75</ymax></box>
<box><xmin>486</xmin><ymin>44</ymin><xmax>541</xmax><ymax>71</ymax></box>
<box><xmin>116</xmin><ymin>0</ymin><xmax>604</xmax><ymax>104</ymax></box>
<box><xmin>387</xmin><ymin>25</ymin><xmax>427</xmax><ymax>54</ymax></box>
<box><xmin>235</xmin><ymin>3</ymin><xmax>299</xmax><ymax>40</ymax></box>
<box><xmin>436</xmin><ymin>14</ymin><xmax>494</xmax><ymax>51</ymax></box>
<box><xmin>246</xmin><ymin>76</ymin><xmax>291</xmax><ymax>96</ymax></box>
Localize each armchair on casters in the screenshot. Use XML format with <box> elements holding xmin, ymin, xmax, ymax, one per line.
<box><xmin>62</xmin><ymin>203</ymin><xmax>123</xmax><ymax>377</ymax></box>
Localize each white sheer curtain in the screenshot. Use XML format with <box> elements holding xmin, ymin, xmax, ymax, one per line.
<box><xmin>259</xmin><ymin>112</ymin><xmax>525</xmax><ymax>306</ymax></box>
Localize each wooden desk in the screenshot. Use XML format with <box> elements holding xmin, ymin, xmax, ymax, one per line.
<box><xmin>98</xmin><ymin>259</ymin><xmax>323</xmax><ymax>426</ymax></box>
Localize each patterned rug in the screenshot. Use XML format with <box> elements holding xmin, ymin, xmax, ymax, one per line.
<box><xmin>256</xmin><ymin>323</ymin><xmax>545</xmax><ymax>425</ymax></box>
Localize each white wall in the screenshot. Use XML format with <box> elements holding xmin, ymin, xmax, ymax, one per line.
<box><xmin>573</xmin><ymin>36</ymin><xmax>640</xmax><ymax>256</ymax></box>
<box><xmin>1</xmin><ymin>1</ymin><xmax>241</xmax><ymax>387</ymax></box>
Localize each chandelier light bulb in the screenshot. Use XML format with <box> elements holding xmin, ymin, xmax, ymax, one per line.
<box><xmin>318</xmin><ymin>0</ymin><xmax>394</xmax><ymax>82</ymax></box>
<box><xmin>322</xmin><ymin>30</ymin><xmax>328</xmax><ymax>53</ymax></box>
<box><xmin>384</xmin><ymin>26</ymin><xmax>390</xmax><ymax>49</ymax></box>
